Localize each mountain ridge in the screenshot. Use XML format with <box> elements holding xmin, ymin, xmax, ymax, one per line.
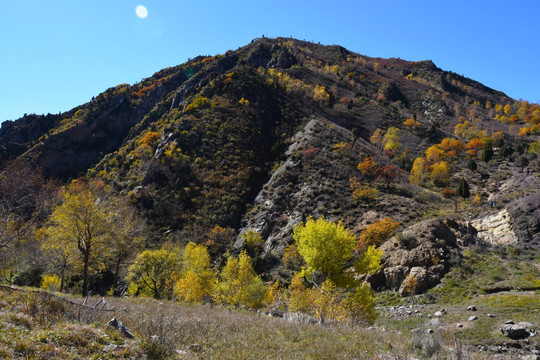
<box><xmin>1</xmin><ymin>37</ymin><xmax>538</xmax><ymax>292</ymax></box>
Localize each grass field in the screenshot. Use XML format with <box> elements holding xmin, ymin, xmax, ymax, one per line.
<box><xmin>0</xmin><ymin>284</ymin><xmax>538</xmax><ymax>359</ymax></box>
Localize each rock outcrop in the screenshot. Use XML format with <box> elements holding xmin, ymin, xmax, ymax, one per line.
<box><xmin>373</xmin><ymin>218</ymin><xmax>470</xmax><ymax>294</ymax></box>
<box><xmin>472</xmin><ymin>209</ymin><xmax>518</xmax><ymax>246</ymax></box>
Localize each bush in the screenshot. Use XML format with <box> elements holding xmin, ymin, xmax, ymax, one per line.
<box><xmin>41</xmin><ymin>274</ymin><xmax>61</xmax><ymax>292</ymax></box>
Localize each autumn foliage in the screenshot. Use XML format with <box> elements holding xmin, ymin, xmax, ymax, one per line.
<box><xmin>357</xmin><ymin>218</ymin><xmax>400</xmax><ymax>251</ymax></box>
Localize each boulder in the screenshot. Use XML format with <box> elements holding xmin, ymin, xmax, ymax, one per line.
<box><xmin>500</xmin><ymin>322</ymin><xmax>535</xmax><ymax>340</ymax></box>
<box><xmin>376</xmin><ymin>218</ymin><xmax>466</xmax><ymax>294</ymax></box>
<box><xmin>283</xmin><ymin>312</ymin><xmax>317</xmax><ymax>324</ymax></box>
<box><xmin>107</xmin><ymin>317</ymin><xmax>134</xmax><ymax>339</ymax></box>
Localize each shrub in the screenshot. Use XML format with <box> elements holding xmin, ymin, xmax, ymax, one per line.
<box><xmin>282</xmin><ymin>243</ymin><xmax>304</xmax><ymax>271</ymax></box>
<box><xmin>40</xmin><ymin>274</ymin><xmax>61</xmax><ymax>292</ymax></box>
<box><xmin>357</xmin><ymin>218</ymin><xmax>400</xmax><ymax>251</ymax></box>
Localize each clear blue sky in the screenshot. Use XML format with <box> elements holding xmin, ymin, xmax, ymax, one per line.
<box><xmin>2</xmin><ymin>0</ymin><xmax>539</xmax><ymax>122</ymax></box>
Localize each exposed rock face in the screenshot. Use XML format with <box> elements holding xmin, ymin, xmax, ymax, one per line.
<box><xmin>374</xmin><ymin>218</ymin><xmax>469</xmax><ymax>294</ymax></box>
<box><xmin>471</xmin><ymin>192</ymin><xmax>540</xmax><ymax>248</ymax></box>
<box><xmin>472</xmin><ymin>209</ymin><xmax>518</xmax><ymax>246</ymax></box>
<box><xmin>234</xmin><ymin>118</ymin><xmax>381</xmax><ymax>260</ymax></box>
<box><xmin>507</xmin><ymin>192</ymin><xmax>540</xmax><ymax>248</ymax></box>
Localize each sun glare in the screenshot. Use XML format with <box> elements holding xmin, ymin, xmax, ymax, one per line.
<box><xmin>135</xmin><ymin>5</ymin><xmax>148</xmax><ymax>19</ymax></box>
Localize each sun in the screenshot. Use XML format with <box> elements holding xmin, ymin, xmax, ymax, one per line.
<box><xmin>135</xmin><ymin>5</ymin><xmax>148</xmax><ymax>19</ymax></box>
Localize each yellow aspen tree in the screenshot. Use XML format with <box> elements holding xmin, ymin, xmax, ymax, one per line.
<box><xmin>293</xmin><ymin>217</ymin><xmax>356</xmax><ymax>278</ymax></box>
<box><xmin>213</xmin><ymin>251</ymin><xmax>266</xmax><ymax>308</ymax></box>
<box><xmin>409</xmin><ymin>157</ymin><xmax>427</xmax><ymax>185</ymax></box>
<box><xmin>430</xmin><ymin>161</ymin><xmax>451</xmax><ymax>187</ymax></box>
<box><xmin>175</xmin><ymin>242</ymin><xmax>216</xmax><ymax>302</ymax></box>
<box><xmin>45</xmin><ymin>181</ymin><xmax>110</xmax><ymax>296</ymax></box>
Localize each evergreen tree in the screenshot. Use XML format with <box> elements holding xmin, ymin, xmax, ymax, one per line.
<box><xmin>457</xmin><ymin>178</ymin><xmax>470</xmax><ymax>199</ymax></box>
<box><xmin>481</xmin><ymin>145</ymin><xmax>494</xmax><ymax>163</ymax></box>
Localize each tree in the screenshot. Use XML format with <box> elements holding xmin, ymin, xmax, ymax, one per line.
<box><xmin>382</xmin><ymin>127</ymin><xmax>401</xmax><ymax>154</ymax></box>
<box><xmin>45</xmin><ymin>181</ymin><xmax>110</xmax><ymax>296</ymax></box>
<box><xmin>107</xmin><ymin>200</ymin><xmax>146</xmax><ymax>295</ymax></box>
<box><xmin>241</xmin><ymin>229</ymin><xmax>264</xmax><ymax>258</ymax></box>
<box><xmin>409</xmin><ymin>157</ymin><xmax>426</xmax><ymax>185</ymax></box>
<box><xmin>357</xmin><ymin>156</ymin><xmax>378</xmax><ymax>179</ymax></box>
<box><xmin>466</xmin><ymin>138</ymin><xmax>486</xmax><ymax>159</ymax></box>
<box><xmin>343</xmin><ymin>282</ymin><xmax>377</xmax><ymax>324</ymax></box>
<box><xmin>212</xmin><ymin>251</ymin><xmax>266</xmax><ymax>309</ymax></box>
<box><xmin>40</xmin><ymin>227</ymin><xmax>77</xmax><ymax>292</ymax></box>
<box><xmin>425</xmin><ymin>145</ymin><xmax>445</xmax><ymax>165</ymax></box>
<box><xmin>282</xmin><ymin>243</ymin><xmax>304</xmax><ymax>271</ymax></box>
<box><xmin>293</xmin><ymin>217</ymin><xmax>356</xmax><ymax>278</ymax></box>
<box><xmin>357</xmin><ymin>218</ymin><xmax>400</xmax><ymax>251</ymax></box>
<box><xmin>349</xmin><ymin>178</ymin><xmax>378</xmax><ymax>201</ymax></box>
<box><xmin>430</xmin><ymin>161</ymin><xmax>451</xmax><ymax>187</ymax></box>
<box><xmin>127</xmin><ymin>248</ymin><xmax>180</xmax><ymax>299</ymax></box>
<box><xmin>354</xmin><ymin>245</ymin><xmax>383</xmax><ymax>275</ymax></box>
<box><xmin>466</xmin><ymin>159</ymin><xmax>477</xmax><ymax>171</ymax></box>
<box><xmin>481</xmin><ymin>145</ymin><xmax>494</xmax><ymax>163</ymax></box>
<box><xmin>204</xmin><ymin>225</ymin><xmax>235</xmax><ymax>258</ymax></box>
<box><xmin>403</xmin><ymin>118</ymin><xmax>421</xmax><ymax>130</ymax></box>
<box><xmin>376</xmin><ymin>164</ymin><xmax>403</xmax><ymax>188</ymax></box>
<box><xmin>0</xmin><ymin>160</ymin><xmax>58</xmax><ymax>252</ymax></box>
<box><xmin>370</xmin><ymin>128</ymin><xmax>384</xmax><ymax>150</ymax></box>
<box><xmin>175</xmin><ymin>243</ymin><xmax>216</xmax><ymax>303</ymax></box>
<box><xmin>457</xmin><ymin>178</ymin><xmax>470</xmax><ymax>200</ymax></box>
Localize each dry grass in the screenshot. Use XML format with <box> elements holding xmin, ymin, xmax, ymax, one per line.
<box><xmin>1</xmin><ymin>285</ymin><xmax>538</xmax><ymax>359</ymax></box>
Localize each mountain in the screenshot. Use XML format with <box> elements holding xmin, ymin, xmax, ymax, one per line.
<box><xmin>1</xmin><ymin>37</ymin><xmax>539</xmax><ymax>293</ymax></box>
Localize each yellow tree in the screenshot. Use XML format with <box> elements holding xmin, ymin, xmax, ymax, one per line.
<box><xmin>213</xmin><ymin>251</ymin><xmax>267</xmax><ymax>308</ymax></box>
<box><xmin>409</xmin><ymin>157</ymin><xmax>426</xmax><ymax>185</ymax></box>
<box><xmin>39</xmin><ymin>227</ymin><xmax>76</xmax><ymax>292</ymax></box>
<box><xmin>403</xmin><ymin>118</ymin><xmax>421</xmax><ymax>130</ymax></box>
<box><xmin>430</xmin><ymin>161</ymin><xmax>451</xmax><ymax>187</ymax></box>
<box><xmin>382</xmin><ymin>127</ymin><xmax>402</xmax><ymax>154</ymax></box>
<box><xmin>127</xmin><ymin>248</ymin><xmax>180</xmax><ymax>299</ymax></box>
<box><xmin>293</xmin><ymin>217</ymin><xmax>356</xmax><ymax>279</ymax></box>
<box><xmin>175</xmin><ymin>242</ymin><xmax>216</xmax><ymax>302</ymax></box>
<box><xmin>425</xmin><ymin>145</ymin><xmax>445</xmax><ymax>165</ymax></box>
<box><xmin>370</xmin><ymin>128</ymin><xmax>385</xmax><ymax>150</ymax></box>
<box><xmin>45</xmin><ymin>181</ymin><xmax>109</xmax><ymax>296</ymax></box>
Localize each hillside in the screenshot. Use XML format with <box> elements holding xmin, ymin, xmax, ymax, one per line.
<box><xmin>1</xmin><ymin>37</ymin><xmax>539</xmax><ymax>295</ymax></box>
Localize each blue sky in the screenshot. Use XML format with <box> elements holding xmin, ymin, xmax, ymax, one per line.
<box><xmin>1</xmin><ymin>0</ymin><xmax>539</xmax><ymax>122</ymax></box>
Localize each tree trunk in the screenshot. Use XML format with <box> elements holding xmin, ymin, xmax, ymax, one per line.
<box><xmin>113</xmin><ymin>257</ymin><xmax>121</xmax><ymax>296</ymax></box>
<box><xmin>82</xmin><ymin>253</ymin><xmax>90</xmax><ymax>296</ymax></box>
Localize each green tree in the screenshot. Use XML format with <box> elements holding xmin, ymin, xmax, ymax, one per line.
<box><xmin>466</xmin><ymin>159</ymin><xmax>477</xmax><ymax>171</ymax></box>
<box><xmin>457</xmin><ymin>178</ymin><xmax>470</xmax><ymax>200</ymax></box>
<box><xmin>127</xmin><ymin>248</ymin><xmax>180</xmax><ymax>299</ymax></box>
<box><xmin>293</xmin><ymin>217</ymin><xmax>356</xmax><ymax>279</ymax></box>
<box><xmin>481</xmin><ymin>145</ymin><xmax>494</xmax><ymax>163</ymax></box>
<box><xmin>429</xmin><ymin>161</ymin><xmax>451</xmax><ymax>187</ymax></box>
<box><xmin>45</xmin><ymin>181</ymin><xmax>109</xmax><ymax>296</ymax></box>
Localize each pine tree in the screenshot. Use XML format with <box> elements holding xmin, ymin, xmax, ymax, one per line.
<box><xmin>457</xmin><ymin>178</ymin><xmax>470</xmax><ymax>199</ymax></box>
